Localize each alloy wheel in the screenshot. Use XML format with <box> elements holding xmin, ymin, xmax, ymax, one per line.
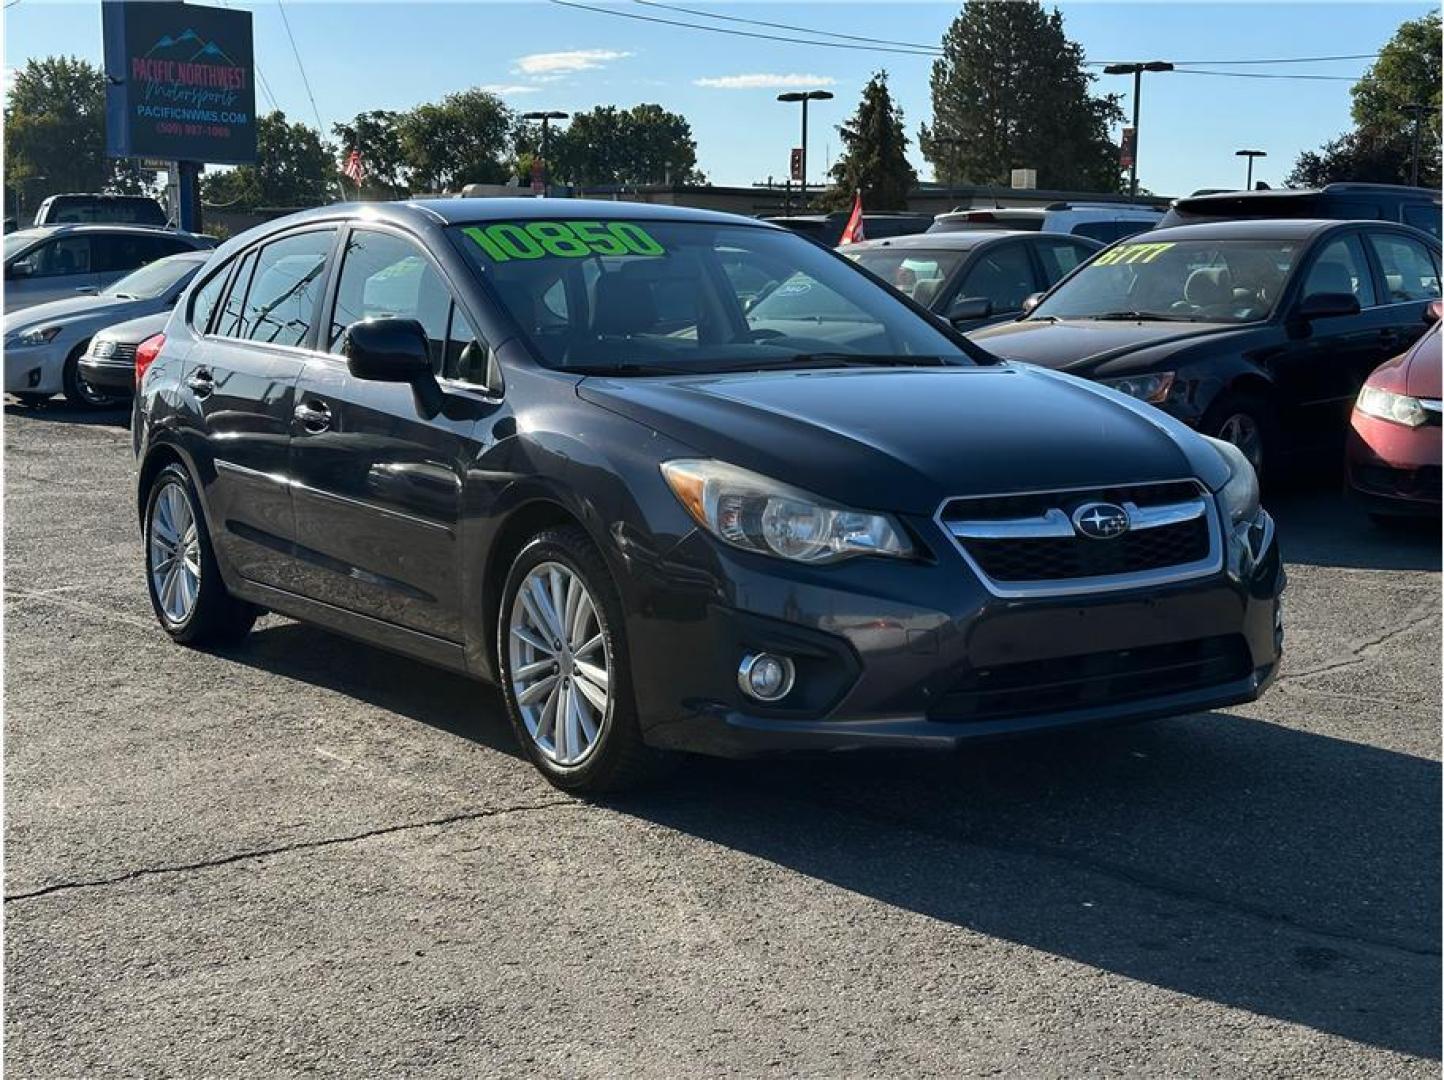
<box><xmin>508</xmin><ymin>561</ymin><xmax>612</xmax><ymax>766</ymax></box>
<box><xmin>149</xmin><ymin>481</ymin><xmax>201</xmax><ymax>626</ymax></box>
<box><xmin>1216</xmin><ymin>412</ymin><xmax>1264</xmax><ymax>474</ymax></box>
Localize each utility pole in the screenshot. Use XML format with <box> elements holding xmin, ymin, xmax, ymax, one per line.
<box><xmin>1103</xmin><ymin>62</ymin><xmax>1174</xmax><ymax>199</ymax></box>
<box><xmin>1402</xmin><ymin>103</ymin><xmax>1427</xmax><ymax>187</ymax></box>
<box><xmin>777</xmin><ymin>90</ymin><xmax>834</xmax><ymax>209</ymax></box>
<box><xmin>1235</xmin><ymin>149</ymin><xmax>1267</xmax><ymax>190</ymax></box>
<box><xmin>522</xmin><ymin>111</ymin><xmax>569</xmax><ymax>196</ymax></box>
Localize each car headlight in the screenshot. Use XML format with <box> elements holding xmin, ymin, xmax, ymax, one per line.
<box><xmin>1100</xmin><ymin>371</ymin><xmax>1175</xmax><ymax>404</ymax></box>
<box><xmin>16</xmin><ymin>325</ymin><xmax>62</xmax><ymax>347</ymax></box>
<box><xmin>1357</xmin><ymin>385</ymin><xmax>1428</xmax><ymax>428</ymax></box>
<box><xmin>1203</xmin><ymin>436</ymin><xmax>1260</xmax><ymax>526</ymax></box>
<box><xmin>661</xmin><ymin>459</ymin><xmax>913</xmax><ymax>564</ymax></box>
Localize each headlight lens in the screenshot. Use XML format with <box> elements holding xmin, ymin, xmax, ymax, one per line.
<box><xmin>1357</xmin><ymin>385</ymin><xmax>1428</xmax><ymax>428</ymax></box>
<box><xmin>661</xmin><ymin>459</ymin><xmax>913</xmax><ymax>564</ymax></box>
<box><xmin>1100</xmin><ymin>371</ymin><xmax>1175</xmax><ymax>404</ymax></box>
<box><xmin>1203</xmin><ymin>436</ymin><xmax>1260</xmax><ymax>526</ymax></box>
<box><xmin>16</xmin><ymin>325</ymin><xmax>62</xmax><ymax>346</ymax></box>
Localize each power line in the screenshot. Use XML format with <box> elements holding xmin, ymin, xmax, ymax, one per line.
<box><xmin>1172</xmin><ymin>67</ymin><xmax>1364</xmax><ymax>81</ymax></box>
<box><xmin>275</xmin><ymin>0</ymin><xmax>325</xmax><ymax>133</ymax></box>
<box><xmin>630</xmin><ymin>0</ymin><xmax>941</xmax><ymax>55</ymax></box>
<box><xmin>211</xmin><ymin>0</ymin><xmax>279</xmax><ymax>113</ymax></box>
<box><xmin>1159</xmin><ymin>53</ymin><xmax>1379</xmax><ymax>66</ymax></box>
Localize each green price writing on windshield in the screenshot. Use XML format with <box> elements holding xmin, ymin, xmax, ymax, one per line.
<box><xmin>1093</xmin><ymin>241</ymin><xmax>1175</xmax><ymax>267</ymax></box>
<box><xmin>463</xmin><ymin>221</ymin><xmax>666</xmax><ymax>262</ymax></box>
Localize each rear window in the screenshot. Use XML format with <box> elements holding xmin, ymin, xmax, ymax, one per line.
<box><xmin>1402</xmin><ymin>203</ymin><xmax>1442</xmax><ymax>239</ymax></box>
<box><xmin>38</xmin><ymin>196</ymin><xmax>168</xmax><ymax>227</ymax></box>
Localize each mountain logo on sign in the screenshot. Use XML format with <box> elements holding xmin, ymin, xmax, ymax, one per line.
<box><xmin>145</xmin><ymin>28</ymin><xmax>236</xmax><ymax>65</ymax></box>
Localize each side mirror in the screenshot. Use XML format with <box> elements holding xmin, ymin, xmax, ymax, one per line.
<box><xmin>1296</xmin><ymin>291</ymin><xmax>1361</xmax><ymax>321</ymax></box>
<box><xmin>340</xmin><ymin>318</ymin><xmax>435</xmax><ymax>383</ymax></box>
<box><xmin>1424</xmin><ymin>299</ymin><xmax>1441</xmax><ymax>325</ymax></box>
<box><xmin>7</xmin><ymin>258</ymin><xmax>33</xmax><ymax>280</ymax></box>
<box><xmin>1021</xmin><ymin>292</ymin><xmax>1045</xmax><ymax>315</ymax></box>
<box><xmin>946</xmin><ymin>295</ymin><xmax>992</xmax><ymax>323</ymax></box>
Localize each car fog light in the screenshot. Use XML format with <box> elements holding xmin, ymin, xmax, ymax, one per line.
<box><xmin>738</xmin><ymin>653</ymin><xmax>795</xmax><ymax>703</ymax></box>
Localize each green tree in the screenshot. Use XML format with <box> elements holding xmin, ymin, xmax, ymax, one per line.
<box><xmin>553</xmin><ymin>103</ymin><xmax>703</xmax><ymax>188</ymax></box>
<box><xmin>332</xmin><ymin>110</ymin><xmax>409</xmax><ymax>198</ymax></box>
<box><xmin>3</xmin><ymin>56</ymin><xmax>157</xmax><ymax>214</ymax></box>
<box><xmin>202</xmin><ymin>111</ymin><xmax>336</xmax><ymax>209</ymax></box>
<box><xmin>919</xmin><ymin>2</ymin><xmax>1123</xmax><ymax>191</ymax></box>
<box><xmin>823</xmin><ymin>71</ymin><xmax>917</xmax><ymax>210</ymax></box>
<box><xmin>399</xmin><ymin>88</ymin><xmax>515</xmax><ymax>192</ymax></box>
<box><xmin>1287</xmin><ymin>11</ymin><xmax>1441</xmax><ymax>188</ymax></box>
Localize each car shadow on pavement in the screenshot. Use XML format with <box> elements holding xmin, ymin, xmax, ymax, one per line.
<box><xmin>3</xmin><ymin>400</ymin><xmax>130</xmax><ymax>429</ymax></box>
<box><xmin>1263</xmin><ymin>483</ymin><xmax>1440</xmax><ymax>573</ymax></box>
<box><xmin>230</xmin><ymin>620</ymin><xmax>1440</xmax><ymax>1060</ymax></box>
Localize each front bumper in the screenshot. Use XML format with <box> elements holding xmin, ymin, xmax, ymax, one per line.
<box><xmin>3</xmin><ymin>338</ymin><xmax>66</xmax><ymax>395</ymax></box>
<box><xmin>77</xmin><ymin>354</ymin><xmax>135</xmax><ymax>394</ymax></box>
<box><xmin>1346</xmin><ymin>412</ymin><xmax>1441</xmax><ymax>514</ymax></box>
<box><xmin>621</xmin><ymin>507</ymin><xmax>1284</xmax><ymax>758</ymax></box>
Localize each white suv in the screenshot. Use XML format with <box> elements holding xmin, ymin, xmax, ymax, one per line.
<box><xmin>929</xmin><ymin>203</ymin><xmax>1163</xmax><ymax>244</ymax></box>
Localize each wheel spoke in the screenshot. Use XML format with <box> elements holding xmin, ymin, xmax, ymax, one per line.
<box><xmin>515</xmin><ymin>656</ymin><xmax>556</xmax><ymax>681</ymax></box>
<box><xmin>568</xmin><ymin>590</ymin><xmax>594</xmax><ymax>650</ymax></box>
<box><xmin>554</xmin><ymin>684</ymin><xmax>571</xmax><ymax>760</ymax></box>
<box><xmin>517</xmin><ymin>673</ymin><xmax>558</xmax><ymax>706</ymax></box>
<box><xmin>574</xmin><ymin>690</ymin><xmax>598</xmax><ymax>745</ymax></box>
<box><xmin>573</xmin><ymin>631</ymin><xmax>604</xmax><ymax>658</ymax></box>
<box><xmin>574</xmin><ymin>658</ymin><xmax>608</xmax><ymax>691</ymax></box>
<box><xmin>523</xmin><ymin>579</ymin><xmax>563</xmax><ymax>644</ymax></box>
<box><xmin>562</xmin><ymin>686</ymin><xmax>583</xmax><ymax>762</ymax></box>
<box><xmin>511</xmin><ymin>624</ymin><xmax>556</xmax><ymax>656</ymax></box>
<box><xmin>535</xmin><ymin>683</ymin><xmax>560</xmax><ymax>742</ymax></box>
<box><xmin>574</xmin><ymin>672</ymin><xmax>607</xmax><ymax>716</ymax></box>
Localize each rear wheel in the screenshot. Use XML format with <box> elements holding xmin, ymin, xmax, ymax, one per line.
<box><xmin>62</xmin><ymin>342</ymin><xmax>114</xmax><ymax>409</ymax></box>
<box><xmin>144</xmin><ymin>462</ymin><xmax>256</xmax><ymax>646</ymax></box>
<box><xmin>497</xmin><ymin>525</ymin><xmax>661</xmax><ymax>794</ymax></box>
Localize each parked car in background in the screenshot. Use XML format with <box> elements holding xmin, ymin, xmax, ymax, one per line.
<box><xmin>929</xmin><ymin>203</ymin><xmax>1165</xmax><ymax>244</ymax></box>
<box><xmin>760</xmin><ymin>211</ymin><xmax>934</xmax><ymax>247</ymax></box>
<box><xmin>76</xmin><ymin>311</ymin><xmax>170</xmax><ymax>401</ymax></box>
<box><xmin>1347</xmin><ymin>305</ymin><xmax>1441</xmax><ymax>519</ymax></box>
<box><xmin>32</xmin><ymin>193</ymin><xmax>169</xmax><ymax>228</ymax></box>
<box><xmin>4</xmin><ymin>224</ymin><xmax>212</xmax><ymax>313</ymax></box>
<box><xmin>130</xmin><ymin>199</ymin><xmax>1282</xmax><ymax>794</ymax></box>
<box><xmin>969</xmin><ymin>219</ymin><xmax>1442</xmax><ymax>477</ymax></box>
<box><xmin>1160</xmin><ymin>183</ymin><xmax>1441</xmax><ymax>239</ymax></box>
<box><xmin>844</xmin><ymin>230</ymin><xmax>1102</xmax><ymax>330</ymax></box>
<box><xmin>4</xmin><ymin>250</ymin><xmax>210</xmax><ymax>407</ymax></box>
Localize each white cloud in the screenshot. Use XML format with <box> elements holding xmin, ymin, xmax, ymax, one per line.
<box><xmin>479</xmin><ymin>84</ymin><xmax>541</xmax><ymax>95</ymax></box>
<box><xmin>694</xmin><ymin>73</ymin><xmax>837</xmax><ymax>90</ymax></box>
<box><xmin>514</xmin><ymin>49</ymin><xmax>632</xmax><ymax>76</ymax></box>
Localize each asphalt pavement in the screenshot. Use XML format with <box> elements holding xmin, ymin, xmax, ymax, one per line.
<box><xmin>4</xmin><ymin>401</ymin><xmax>1440</xmax><ymax>1078</ymax></box>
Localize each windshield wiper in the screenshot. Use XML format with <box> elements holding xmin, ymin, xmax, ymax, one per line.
<box><xmin>766</xmin><ymin>352</ymin><xmax>954</xmax><ymax>369</ymax></box>
<box><xmin>566</xmin><ymin>362</ymin><xmax>707</xmax><ymax>376</ymax></box>
<box><xmin>108</xmin><ymin>292</ymin><xmax>137</xmax><ymax>300</ymax></box>
<box><xmin>1087</xmin><ymin>311</ymin><xmax>1195</xmax><ymax>323</ymax></box>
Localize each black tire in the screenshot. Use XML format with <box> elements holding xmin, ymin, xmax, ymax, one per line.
<box><xmin>11</xmin><ymin>392</ymin><xmax>51</xmax><ymax>407</ymax></box>
<box><xmin>61</xmin><ymin>342</ymin><xmax>114</xmax><ymax>410</ymax></box>
<box><xmin>497</xmin><ymin>525</ymin><xmax>663</xmax><ymax>795</ymax></box>
<box><xmin>1201</xmin><ymin>390</ymin><xmax>1278</xmax><ymax>483</ymax></box>
<box><xmin>143</xmin><ymin>462</ymin><xmax>257</xmax><ymax>646</ymax></box>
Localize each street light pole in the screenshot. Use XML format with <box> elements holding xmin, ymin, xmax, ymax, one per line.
<box><xmin>1235</xmin><ymin>149</ymin><xmax>1267</xmax><ymax>189</ymax></box>
<box><xmin>777</xmin><ymin>90</ymin><xmax>834</xmax><ymax>209</ymax></box>
<box><xmin>1402</xmin><ymin>103</ymin><xmax>1427</xmax><ymax>187</ymax></box>
<box><xmin>521</xmin><ymin>110</ymin><xmax>569</xmax><ymax>196</ymax></box>
<box><xmin>1103</xmin><ymin>62</ymin><xmax>1174</xmax><ymax>200</ymax></box>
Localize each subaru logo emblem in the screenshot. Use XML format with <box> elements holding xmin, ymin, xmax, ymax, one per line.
<box><xmin>1072</xmin><ymin>501</ymin><xmax>1130</xmax><ymax>540</ymax></box>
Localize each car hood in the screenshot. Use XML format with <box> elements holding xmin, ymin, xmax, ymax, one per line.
<box><xmin>579</xmin><ymin>364</ymin><xmax>1227</xmax><ymax>515</ymax></box>
<box><xmin>968</xmin><ymin>318</ymin><xmax>1247</xmax><ymax>375</ymax></box>
<box><xmin>2</xmin><ymin>293</ymin><xmax>157</xmax><ymax>337</ymax></box>
<box><xmin>95</xmin><ymin>310</ymin><xmax>171</xmax><ymax>344</ymax></box>
<box><xmin>1405</xmin><ymin>330</ymin><xmax>1442</xmax><ymax>399</ymax></box>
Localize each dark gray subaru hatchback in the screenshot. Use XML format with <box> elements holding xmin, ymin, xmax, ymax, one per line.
<box><xmin>133</xmin><ymin>199</ymin><xmax>1283</xmax><ymax>793</ymax></box>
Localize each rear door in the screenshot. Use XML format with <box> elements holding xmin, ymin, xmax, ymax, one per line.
<box><xmin>93</xmin><ymin>232</ymin><xmax>194</xmax><ymax>291</ymax></box>
<box><xmin>1031</xmin><ymin>236</ymin><xmax>1100</xmax><ymax>290</ymax></box>
<box><xmin>184</xmin><ymin>226</ymin><xmax>338</xmax><ymax>588</ymax></box>
<box><xmin>285</xmin><ymin>223</ymin><xmax>499</xmax><ymax>642</ymax></box>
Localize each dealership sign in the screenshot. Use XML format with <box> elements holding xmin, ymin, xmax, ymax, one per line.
<box><xmin>103</xmin><ymin>0</ymin><xmax>257</xmax><ymax>165</ymax></box>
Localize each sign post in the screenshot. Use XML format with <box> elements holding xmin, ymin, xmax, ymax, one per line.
<box><xmin>103</xmin><ymin>0</ymin><xmax>257</xmax><ymax>232</ymax></box>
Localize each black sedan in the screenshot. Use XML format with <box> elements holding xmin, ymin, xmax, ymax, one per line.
<box><xmin>970</xmin><ymin>219</ymin><xmax>1442</xmax><ymax>476</ymax></box>
<box><xmin>133</xmin><ymin>199</ymin><xmax>1283</xmax><ymax>793</ymax></box>
<box><xmin>842</xmin><ymin>230</ymin><xmax>1102</xmax><ymax>331</ymax></box>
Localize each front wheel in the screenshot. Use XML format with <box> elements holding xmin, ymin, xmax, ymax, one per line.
<box><xmin>1202</xmin><ymin>391</ymin><xmax>1276</xmax><ymax>483</ymax></box>
<box><xmin>497</xmin><ymin>525</ymin><xmax>661</xmax><ymax>794</ymax></box>
<box><xmin>144</xmin><ymin>462</ymin><xmax>256</xmax><ymax>646</ymax></box>
<box><xmin>62</xmin><ymin>343</ymin><xmax>115</xmax><ymax>409</ymax></box>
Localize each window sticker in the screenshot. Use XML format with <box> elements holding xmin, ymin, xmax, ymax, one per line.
<box><xmin>1092</xmin><ymin>241</ymin><xmax>1176</xmax><ymax>267</ymax></box>
<box><xmin>463</xmin><ymin>221</ymin><xmax>666</xmax><ymax>262</ymax></box>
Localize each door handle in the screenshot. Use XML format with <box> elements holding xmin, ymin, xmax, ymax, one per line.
<box><xmin>293</xmin><ymin>398</ymin><xmax>332</xmax><ymax>434</ymax></box>
<box><xmin>184</xmin><ymin>367</ymin><xmax>214</xmax><ymax>398</ymax></box>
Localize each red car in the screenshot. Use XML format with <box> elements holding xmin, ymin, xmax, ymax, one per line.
<box><xmin>1346</xmin><ymin>303</ymin><xmax>1442</xmax><ymax>518</ymax></box>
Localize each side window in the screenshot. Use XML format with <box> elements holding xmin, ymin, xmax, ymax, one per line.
<box><xmin>958</xmin><ymin>243</ymin><xmax>1036</xmax><ymax>310</ymax></box>
<box><xmin>1035</xmin><ymin>240</ymin><xmax>1090</xmax><ymax>286</ymax></box>
<box><xmin>1402</xmin><ymin>203</ymin><xmax>1441</xmax><ymax>240</ymax></box>
<box><xmin>1364</xmin><ymin>232</ymin><xmax>1441</xmax><ymax>302</ymax></box>
<box><xmin>329</xmin><ymin>228</ymin><xmax>450</xmax><ymax>370</ymax></box>
<box><xmin>93</xmin><ymin>233</ymin><xmax>149</xmax><ymax>273</ymax></box>
<box><xmin>242</xmin><ymin>229</ymin><xmax>335</xmax><ymax>347</ymax></box>
<box><xmin>215</xmin><ymin>249</ymin><xmax>259</xmax><ymax>339</ymax></box>
<box><xmin>1300</xmin><ymin>236</ymin><xmax>1377</xmax><ymax>307</ymax></box>
<box><xmin>31</xmin><ymin>237</ymin><xmax>92</xmax><ymax>277</ymax></box>
<box><xmin>444</xmin><ymin>304</ymin><xmax>492</xmax><ymax>387</ymax></box>
<box><xmin>189</xmin><ymin>266</ymin><xmax>229</xmax><ymax>333</ymax></box>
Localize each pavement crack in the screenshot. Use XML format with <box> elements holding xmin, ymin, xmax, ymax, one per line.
<box><xmin>1279</xmin><ymin>608</ymin><xmax>1440</xmax><ymax>685</ymax></box>
<box><xmin>4</xmin><ymin>798</ymin><xmax>576</xmax><ymax>904</ymax></box>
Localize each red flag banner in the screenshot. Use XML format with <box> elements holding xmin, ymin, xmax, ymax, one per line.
<box><xmin>839</xmin><ymin>190</ymin><xmax>865</xmax><ymax>245</ymax></box>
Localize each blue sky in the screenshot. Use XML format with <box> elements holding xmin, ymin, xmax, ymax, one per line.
<box><xmin>5</xmin><ymin>1</ymin><xmax>1433</xmax><ymax>196</ymax></box>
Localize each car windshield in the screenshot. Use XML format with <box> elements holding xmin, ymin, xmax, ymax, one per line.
<box><xmin>847</xmin><ymin>249</ymin><xmax>968</xmax><ymax>306</ymax></box>
<box><xmin>1029</xmin><ymin>238</ymin><xmax>1300</xmax><ymax>324</ymax></box>
<box><xmin>101</xmin><ymin>255</ymin><xmax>202</xmax><ymax>299</ymax></box>
<box><xmin>449</xmin><ymin>219</ymin><xmax>974</xmax><ymax>374</ymax></box>
<box><xmin>4</xmin><ymin>232</ymin><xmax>39</xmax><ymax>261</ymax></box>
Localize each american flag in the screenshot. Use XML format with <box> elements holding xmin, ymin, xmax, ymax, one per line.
<box><xmin>343</xmin><ymin>149</ymin><xmax>365</xmax><ymax>184</ymax></box>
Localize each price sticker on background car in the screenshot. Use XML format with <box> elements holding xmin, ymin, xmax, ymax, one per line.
<box><xmin>463</xmin><ymin>221</ymin><xmax>666</xmax><ymax>263</ymax></box>
<box><xmin>1093</xmin><ymin>241</ymin><xmax>1176</xmax><ymax>266</ymax></box>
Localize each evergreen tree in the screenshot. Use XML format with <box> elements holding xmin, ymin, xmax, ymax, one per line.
<box><xmin>920</xmin><ymin>2</ymin><xmax>1123</xmax><ymax>191</ymax></box>
<box><xmin>824</xmin><ymin>71</ymin><xmax>917</xmax><ymax>211</ymax></box>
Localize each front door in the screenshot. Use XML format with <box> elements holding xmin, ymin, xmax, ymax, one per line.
<box><xmin>286</xmin><ymin>224</ymin><xmax>499</xmax><ymax>642</ymax></box>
